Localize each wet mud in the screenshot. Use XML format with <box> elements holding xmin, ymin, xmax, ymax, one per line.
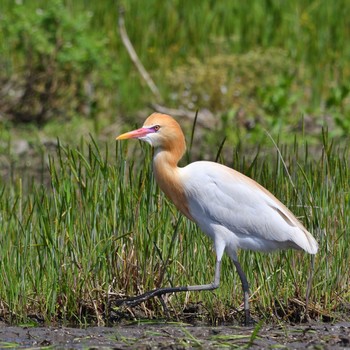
<box><xmin>1</xmin><ymin>322</ymin><xmax>350</xmax><ymax>349</ymax></box>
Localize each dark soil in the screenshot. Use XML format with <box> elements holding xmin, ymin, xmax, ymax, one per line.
<box><xmin>1</xmin><ymin>322</ymin><xmax>349</xmax><ymax>349</ymax></box>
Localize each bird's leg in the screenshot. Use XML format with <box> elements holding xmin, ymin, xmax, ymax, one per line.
<box><xmin>116</xmin><ymin>259</ymin><xmax>221</xmax><ymax>308</ymax></box>
<box><xmin>233</xmin><ymin>260</ymin><xmax>254</xmax><ymax>326</ymax></box>
<box><xmin>187</xmin><ymin>258</ymin><xmax>221</xmax><ymax>291</ymax></box>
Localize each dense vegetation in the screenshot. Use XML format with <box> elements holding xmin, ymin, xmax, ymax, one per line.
<box><xmin>0</xmin><ymin>0</ymin><xmax>349</xmax><ymax>325</ymax></box>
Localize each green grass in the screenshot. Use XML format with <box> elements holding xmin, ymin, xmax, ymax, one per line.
<box><xmin>0</xmin><ymin>127</ymin><xmax>348</xmax><ymax>325</ymax></box>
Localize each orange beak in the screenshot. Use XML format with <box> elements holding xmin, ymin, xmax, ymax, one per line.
<box><xmin>116</xmin><ymin>127</ymin><xmax>153</xmax><ymax>140</ymax></box>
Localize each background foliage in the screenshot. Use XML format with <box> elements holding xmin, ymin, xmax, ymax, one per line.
<box><xmin>0</xmin><ymin>0</ymin><xmax>349</xmax><ymax>137</ymax></box>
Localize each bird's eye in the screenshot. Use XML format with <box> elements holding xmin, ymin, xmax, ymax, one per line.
<box><xmin>153</xmin><ymin>125</ymin><xmax>160</xmax><ymax>132</ymax></box>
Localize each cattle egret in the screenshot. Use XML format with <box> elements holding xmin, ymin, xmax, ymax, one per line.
<box><xmin>116</xmin><ymin>113</ymin><xmax>318</xmax><ymax>325</ymax></box>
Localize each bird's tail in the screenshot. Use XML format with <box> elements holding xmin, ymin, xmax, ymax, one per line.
<box><xmin>300</xmin><ymin>228</ymin><xmax>318</xmax><ymax>254</ymax></box>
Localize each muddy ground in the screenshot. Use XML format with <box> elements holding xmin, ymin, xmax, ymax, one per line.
<box><xmin>0</xmin><ymin>322</ymin><xmax>350</xmax><ymax>349</ymax></box>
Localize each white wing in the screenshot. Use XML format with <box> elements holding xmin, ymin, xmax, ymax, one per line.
<box><xmin>180</xmin><ymin>161</ymin><xmax>318</xmax><ymax>254</ymax></box>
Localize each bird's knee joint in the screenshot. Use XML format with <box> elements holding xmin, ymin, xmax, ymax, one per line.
<box><xmin>211</xmin><ymin>282</ymin><xmax>219</xmax><ymax>290</ymax></box>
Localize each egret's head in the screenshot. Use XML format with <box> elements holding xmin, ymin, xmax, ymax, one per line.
<box><xmin>116</xmin><ymin>113</ymin><xmax>185</xmax><ymax>152</ymax></box>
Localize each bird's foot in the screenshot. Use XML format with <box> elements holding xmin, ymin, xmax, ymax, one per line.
<box><xmin>115</xmin><ymin>285</ymin><xmax>188</xmax><ymax>308</ymax></box>
<box><xmin>114</xmin><ymin>289</ymin><xmax>174</xmax><ymax>319</ymax></box>
<box><xmin>244</xmin><ymin>316</ymin><xmax>257</xmax><ymax>327</ymax></box>
<box><xmin>243</xmin><ymin>309</ymin><xmax>258</xmax><ymax>327</ymax></box>
<box><xmin>115</xmin><ymin>289</ymin><xmax>160</xmax><ymax>308</ymax></box>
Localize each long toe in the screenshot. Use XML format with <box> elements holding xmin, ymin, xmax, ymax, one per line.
<box><xmin>158</xmin><ymin>295</ymin><xmax>171</xmax><ymax>319</ymax></box>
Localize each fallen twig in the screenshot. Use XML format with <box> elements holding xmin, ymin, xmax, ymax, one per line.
<box><xmin>118</xmin><ymin>7</ymin><xmax>162</xmax><ymax>102</ymax></box>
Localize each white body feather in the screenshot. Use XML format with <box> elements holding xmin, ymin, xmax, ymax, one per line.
<box><xmin>180</xmin><ymin>161</ymin><xmax>318</xmax><ymax>261</ymax></box>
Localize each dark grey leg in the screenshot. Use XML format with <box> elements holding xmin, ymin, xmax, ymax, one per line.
<box><xmin>233</xmin><ymin>260</ymin><xmax>253</xmax><ymax>326</ymax></box>
<box><xmin>116</xmin><ymin>259</ymin><xmax>221</xmax><ymax>307</ymax></box>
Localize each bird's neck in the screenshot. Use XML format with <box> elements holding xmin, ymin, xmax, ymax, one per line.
<box><xmin>152</xmin><ymin>148</ymin><xmax>193</xmax><ymax>220</ymax></box>
<box><xmin>153</xmin><ymin>146</ymin><xmax>180</xmax><ymax>169</ymax></box>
